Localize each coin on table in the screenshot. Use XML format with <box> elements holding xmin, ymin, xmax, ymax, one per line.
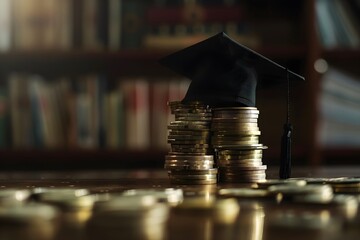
<box><xmin>256</xmin><ymin>179</ymin><xmax>307</xmax><ymax>189</ymax></box>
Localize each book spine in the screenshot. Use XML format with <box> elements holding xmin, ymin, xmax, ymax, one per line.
<box><xmin>120</xmin><ymin>0</ymin><xmax>146</xmax><ymax>49</ymax></box>
<box><xmin>150</xmin><ymin>81</ymin><xmax>169</xmax><ymax>149</ymax></box>
<box><xmin>57</xmin><ymin>0</ymin><xmax>73</xmax><ymax>49</ymax></box>
<box><xmin>28</xmin><ymin>77</ymin><xmax>45</xmax><ymax>147</ymax></box>
<box><xmin>75</xmin><ymin>78</ymin><xmax>95</xmax><ymax>148</ymax></box>
<box><xmin>123</xmin><ymin>79</ymin><xmax>150</xmax><ymax>149</ymax></box>
<box><xmin>95</xmin><ymin>76</ymin><xmax>107</xmax><ymax>147</ymax></box>
<box><xmin>0</xmin><ymin>0</ymin><xmax>11</xmax><ymax>51</ymax></box>
<box><xmin>108</xmin><ymin>0</ymin><xmax>122</xmax><ymax>50</ymax></box>
<box><xmin>8</xmin><ymin>74</ymin><xmax>33</xmax><ymax>147</ymax></box>
<box><xmin>333</xmin><ymin>0</ymin><xmax>360</xmax><ymax>47</ymax></box>
<box><xmin>146</xmin><ymin>5</ymin><xmax>244</xmax><ymax>25</ymax></box>
<box><xmin>82</xmin><ymin>0</ymin><xmax>104</xmax><ymax>49</ymax></box>
<box><xmin>0</xmin><ymin>86</ymin><xmax>9</xmax><ymax>147</ymax></box>
<box><xmin>316</xmin><ymin>0</ymin><xmax>340</xmax><ymax>48</ymax></box>
<box><xmin>97</xmin><ymin>0</ymin><xmax>109</xmax><ymax>49</ymax></box>
<box><xmin>318</xmin><ymin>67</ymin><xmax>360</xmax><ymax>147</ymax></box>
<box><xmin>72</xmin><ymin>0</ymin><xmax>83</xmax><ymax>48</ymax></box>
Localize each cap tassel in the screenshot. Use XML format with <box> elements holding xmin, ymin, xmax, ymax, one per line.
<box><xmin>279</xmin><ymin>69</ymin><xmax>292</xmax><ymax>179</ymax></box>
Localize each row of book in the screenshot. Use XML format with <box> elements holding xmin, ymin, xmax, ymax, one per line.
<box><xmin>0</xmin><ymin>0</ymin><xmax>281</xmax><ymax>51</ymax></box>
<box><xmin>0</xmin><ymin>74</ymin><xmax>190</xmax><ymax>149</ymax></box>
<box><xmin>318</xmin><ymin>67</ymin><xmax>360</xmax><ymax>147</ymax></box>
<box><xmin>316</xmin><ymin>0</ymin><xmax>360</xmax><ymax>48</ymax></box>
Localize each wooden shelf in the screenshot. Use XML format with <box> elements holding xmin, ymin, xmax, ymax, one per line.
<box><xmin>0</xmin><ymin>50</ymin><xmax>171</xmax><ymax>77</ymax></box>
<box><xmin>0</xmin><ymin>46</ymin><xmax>306</xmax><ymax>77</ymax></box>
<box><xmin>321</xmin><ymin>148</ymin><xmax>360</xmax><ymax>165</ymax></box>
<box><xmin>0</xmin><ymin>146</ymin><xmax>310</xmax><ymax>171</ymax></box>
<box><xmin>323</xmin><ymin>48</ymin><xmax>360</xmax><ymax>60</ymax></box>
<box><xmin>0</xmin><ymin>149</ymin><xmax>167</xmax><ymax>170</ymax></box>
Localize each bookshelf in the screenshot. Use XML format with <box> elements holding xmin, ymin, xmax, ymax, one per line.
<box><xmin>0</xmin><ymin>0</ymin><xmax>358</xmax><ymax>169</ymax></box>
<box><xmin>309</xmin><ymin>0</ymin><xmax>360</xmax><ymax>165</ymax></box>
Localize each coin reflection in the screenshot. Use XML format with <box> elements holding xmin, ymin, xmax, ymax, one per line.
<box><xmin>86</xmin><ymin>195</ymin><xmax>169</xmax><ymax>240</ymax></box>
<box><xmin>264</xmin><ymin>207</ymin><xmax>342</xmax><ymax>240</ymax></box>
<box><xmin>233</xmin><ymin>202</ymin><xmax>265</xmax><ymax>240</ymax></box>
<box><xmin>169</xmin><ymin>197</ymin><xmax>240</xmax><ymax>240</ymax></box>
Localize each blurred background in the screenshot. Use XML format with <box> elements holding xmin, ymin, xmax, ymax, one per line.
<box><xmin>0</xmin><ymin>0</ymin><xmax>359</xmax><ymax>170</ymax></box>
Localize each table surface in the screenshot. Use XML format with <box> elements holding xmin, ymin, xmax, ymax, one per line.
<box><xmin>0</xmin><ymin>166</ymin><xmax>359</xmax><ymax>240</ymax></box>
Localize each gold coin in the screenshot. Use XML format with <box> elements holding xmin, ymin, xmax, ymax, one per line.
<box><xmin>166</xmin><ymin>155</ymin><xmax>213</xmax><ymax>160</ymax></box>
<box><xmin>217</xmin><ymin>149</ymin><xmax>263</xmax><ymax>155</ymax></box>
<box><xmin>214</xmin><ymin>144</ymin><xmax>268</xmax><ymax>150</ymax></box>
<box><xmin>169</xmin><ymin>178</ymin><xmax>217</xmax><ymax>185</ymax></box>
<box><xmin>214</xmin><ymin>130</ymin><xmax>261</xmax><ymax>136</ymax></box>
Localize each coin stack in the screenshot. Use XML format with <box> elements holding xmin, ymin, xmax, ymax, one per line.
<box><xmin>211</xmin><ymin>107</ymin><xmax>267</xmax><ymax>183</ymax></box>
<box><xmin>164</xmin><ymin>101</ymin><xmax>217</xmax><ymax>185</ymax></box>
<box><xmin>305</xmin><ymin>177</ymin><xmax>360</xmax><ymax>194</ymax></box>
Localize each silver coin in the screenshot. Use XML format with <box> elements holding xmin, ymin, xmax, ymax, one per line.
<box><xmin>169</xmin><ymin>130</ymin><xmax>211</xmax><ymax>135</ymax></box>
<box><xmin>212</xmin><ymin>118</ymin><xmax>258</xmax><ymax>122</ymax></box>
<box><xmin>214</xmin><ymin>130</ymin><xmax>261</xmax><ymax>136</ymax></box>
<box><xmin>217</xmin><ymin>155</ymin><xmax>263</xmax><ymax>161</ymax></box>
<box><xmin>219</xmin><ymin>165</ymin><xmax>267</xmax><ymax>171</ymax></box>
<box><xmin>166</xmin><ymin>155</ymin><xmax>213</xmax><ymax>160</ymax></box>
<box><xmin>212</xmin><ymin>107</ymin><xmax>258</xmax><ymax>111</ymax></box>
<box><xmin>169</xmin><ymin>168</ymin><xmax>218</xmax><ymax>175</ymax></box>
<box><xmin>214</xmin><ymin>144</ymin><xmax>268</xmax><ymax>150</ymax></box>
<box><xmin>175</xmin><ymin>117</ymin><xmax>212</xmax><ymax>121</ymax></box>
<box><xmin>168</xmin><ymin>135</ymin><xmax>210</xmax><ymax>140</ymax></box>
<box><xmin>175</xmin><ymin>112</ymin><xmax>212</xmax><ymax>117</ymax></box>
<box><xmin>165</xmin><ymin>165</ymin><xmax>214</xmax><ymax>171</ymax></box>
<box><xmin>212</xmin><ymin>135</ymin><xmax>259</xmax><ymax>141</ymax></box>
<box><xmin>217</xmin><ymin>149</ymin><xmax>263</xmax><ymax>155</ymax></box>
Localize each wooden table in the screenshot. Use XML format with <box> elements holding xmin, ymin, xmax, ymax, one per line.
<box><xmin>0</xmin><ymin>166</ymin><xmax>358</xmax><ymax>240</ymax></box>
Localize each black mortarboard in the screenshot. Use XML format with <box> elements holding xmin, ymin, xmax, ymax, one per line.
<box><xmin>159</xmin><ymin>32</ymin><xmax>304</xmax><ymax>107</ymax></box>
<box><xmin>160</xmin><ymin>32</ymin><xmax>305</xmax><ymax>180</ymax></box>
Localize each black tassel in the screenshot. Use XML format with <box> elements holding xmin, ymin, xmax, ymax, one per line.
<box><xmin>280</xmin><ymin>123</ymin><xmax>292</xmax><ymax>179</ymax></box>
<box><xmin>279</xmin><ymin>69</ymin><xmax>292</xmax><ymax>179</ymax></box>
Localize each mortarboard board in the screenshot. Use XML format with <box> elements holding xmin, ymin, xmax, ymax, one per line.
<box><xmin>159</xmin><ymin>32</ymin><xmax>305</xmax><ymax>179</ymax></box>
<box><xmin>159</xmin><ymin>32</ymin><xmax>304</xmax><ymax>107</ymax></box>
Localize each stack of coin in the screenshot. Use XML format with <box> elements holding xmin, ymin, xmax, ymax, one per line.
<box><xmin>325</xmin><ymin>178</ymin><xmax>360</xmax><ymax>194</ymax></box>
<box><xmin>165</xmin><ymin>101</ymin><xmax>217</xmax><ymax>184</ymax></box>
<box><xmin>211</xmin><ymin>107</ymin><xmax>267</xmax><ymax>183</ymax></box>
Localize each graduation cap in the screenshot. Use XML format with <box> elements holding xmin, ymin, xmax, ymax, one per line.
<box><xmin>159</xmin><ymin>32</ymin><xmax>305</xmax><ymax>179</ymax></box>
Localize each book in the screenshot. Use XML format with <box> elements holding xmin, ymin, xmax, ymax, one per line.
<box><xmin>28</xmin><ymin>77</ymin><xmax>45</xmax><ymax>147</ymax></box>
<box><xmin>150</xmin><ymin>81</ymin><xmax>169</xmax><ymax>149</ymax></box>
<box><xmin>143</xmin><ymin>30</ymin><xmax>259</xmax><ymax>49</ymax></box>
<box><xmin>0</xmin><ymin>86</ymin><xmax>9</xmax><ymax>147</ymax></box>
<box><xmin>145</xmin><ymin>4</ymin><xmax>244</xmax><ymax>26</ymax></box>
<box><xmin>143</xmin><ymin>1</ymin><xmax>259</xmax><ymax>50</ymax></box>
<box><xmin>104</xmin><ymin>87</ymin><xmax>125</xmax><ymax>148</ymax></box>
<box><xmin>75</xmin><ymin>76</ymin><xmax>97</xmax><ymax>148</ymax></box>
<box><xmin>8</xmin><ymin>73</ymin><xmax>33</xmax><ymax>147</ymax></box>
<box><xmin>57</xmin><ymin>0</ymin><xmax>73</xmax><ymax>49</ymax></box>
<box><xmin>0</xmin><ymin>0</ymin><xmax>11</xmax><ymax>51</ymax></box>
<box><xmin>333</xmin><ymin>0</ymin><xmax>360</xmax><ymax>47</ymax></box>
<box><xmin>82</xmin><ymin>0</ymin><xmax>105</xmax><ymax>49</ymax></box>
<box><xmin>108</xmin><ymin>0</ymin><xmax>122</xmax><ymax>50</ymax></box>
<box><xmin>316</xmin><ymin>0</ymin><xmax>339</xmax><ymax>48</ymax></box>
<box><xmin>319</xmin><ymin>119</ymin><xmax>360</xmax><ymax>147</ymax></box>
<box><xmin>123</xmin><ymin>79</ymin><xmax>150</xmax><ymax>149</ymax></box>
<box><xmin>13</xmin><ymin>0</ymin><xmax>72</xmax><ymax>50</ymax></box>
<box><xmin>29</xmin><ymin>76</ymin><xmax>69</xmax><ymax>148</ymax></box>
<box><xmin>316</xmin><ymin>0</ymin><xmax>360</xmax><ymax>48</ymax></box>
<box><xmin>120</xmin><ymin>0</ymin><xmax>146</xmax><ymax>49</ymax></box>
<box><xmin>318</xmin><ymin>67</ymin><xmax>360</xmax><ymax>147</ymax></box>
